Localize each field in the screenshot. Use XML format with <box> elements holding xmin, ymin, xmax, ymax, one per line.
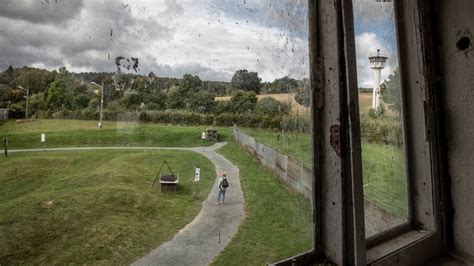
<box><xmin>1</xmin><ymin>119</ymin><xmax>231</xmax><ymax>149</ymax></box>
<box><xmin>359</xmin><ymin>92</ymin><xmax>373</xmax><ymax>113</ymax></box>
<box><xmin>215</xmin><ymin>92</ymin><xmax>374</xmax><ymax>116</ymax></box>
<box><xmin>0</xmin><ymin>119</ymin><xmax>312</xmax><ymax>264</ymax></box>
<box><xmin>215</xmin><ymin>93</ymin><xmax>310</xmax><ymax>116</ymax></box>
<box><xmin>213</xmin><ymin>141</ymin><xmax>312</xmax><ymax>265</ymax></box>
<box><xmin>240</xmin><ymin>127</ymin><xmax>408</xmax><ymax>218</ymax></box>
<box><xmin>0</xmin><ymin>150</ymin><xmax>215</xmax><ymax>264</ymax></box>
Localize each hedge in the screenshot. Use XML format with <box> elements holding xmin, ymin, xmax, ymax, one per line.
<box><xmin>43</xmin><ymin>110</ymin><xmax>283</xmax><ymax>129</ymax></box>
<box><xmin>35</xmin><ymin>110</ymin><xmax>402</xmax><ymax>146</ymax></box>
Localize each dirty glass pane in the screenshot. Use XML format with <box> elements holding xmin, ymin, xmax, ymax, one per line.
<box><xmin>0</xmin><ymin>0</ymin><xmax>311</xmax><ymax>264</ymax></box>
<box><xmin>352</xmin><ymin>0</ymin><xmax>408</xmax><ymax>238</ymax></box>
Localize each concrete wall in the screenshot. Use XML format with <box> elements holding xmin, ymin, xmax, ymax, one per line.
<box><xmin>234</xmin><ymin>127</ymin><xmax>405</xmax><ymax>237</ymax></box>
<box><xmin>437</xmin><ymin>0</ymin><xmax>474</xmax><ymax>259</ymax></box>
<box><xmin>234</xmin><ymin>127</ymin><xmax>313</xmax><ymax>201</ymax></box>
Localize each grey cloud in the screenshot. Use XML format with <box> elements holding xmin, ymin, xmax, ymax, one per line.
<box><xmin>153</xmin><ymin>62</ymin><xmax>233</xmax><ymax>82</ymax></box>
<box><xmin>0</xmin><ymin>0</ymin><xmax>308</xmax><ymax>82</ymax></box>
<box><xmin>163</xmin><ymin>0</ymin><xmax>184</xmax><ymax>20</ymax></box>
<box><xmin>353</xmin><ymin>0</ymin><xmax>394</xmax><ymax>24</ymax></box>
<box><xmin>209</xmin><ymin>0</ymin><xmax>308</xmax><ymax>38</ymax></box>
<box><xmin>0</xmin><ymin>37</ymin><xmax>64</xmax><ymax>70</ymax></box>
<box><xmin>0</xmin><ymin>0</ymin><xmax>174</xmax><ymax>72</ymax></box>
<box><xmin>0</xmin><ymin>0</ymin><xmax>84</xmax><ymax>24</ymax></box>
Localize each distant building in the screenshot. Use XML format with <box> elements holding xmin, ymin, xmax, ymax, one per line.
<box><xmin>0</xmin><ymin>109</ymin><xmax>8</xmax><ymax>121</ymax></box>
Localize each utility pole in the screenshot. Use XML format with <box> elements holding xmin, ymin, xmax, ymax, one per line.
<box><xmin>91</xmin><ymin>81</ymin><xmax>104</xmax><ymax>129</ymax></box>
<box><xmin>17</xmin><ymin>86</ymin><xmax>29</xmax><ymax>120</ymax></box>
<box><xmin>99</xmin><ymin>81</ymin><xmax>104</xmax><ymax>129</ymax></box>
<box><xmin>3</xmin><ymin>138</ymin><xmax>7</xmax><ymax>157</ymax></box>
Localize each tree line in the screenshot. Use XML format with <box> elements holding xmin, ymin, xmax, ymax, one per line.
<box><xmin>0</xmin><ymin>66</ymin><xmax>310</xmax><ymax>127</ymax></box>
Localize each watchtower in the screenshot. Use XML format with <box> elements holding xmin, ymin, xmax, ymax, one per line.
<box><xmin>369</xmin><ymin>49</ymin><xmax>388</xmax><ymax>109</ymax></box>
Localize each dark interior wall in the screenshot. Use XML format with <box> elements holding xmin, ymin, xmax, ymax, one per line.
<box><xmin>436</xmin><ymin>0</ymin><xmax>474</xmax><ymax>259</ymax></box>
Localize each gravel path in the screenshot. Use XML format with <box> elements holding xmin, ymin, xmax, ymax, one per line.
<box><xmin>9</xmin><ymin>143</ymin><xmax>245</xmax><ymax>266</ymax></box>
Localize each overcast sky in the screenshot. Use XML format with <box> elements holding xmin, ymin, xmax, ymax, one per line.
<box><xmin>0</xmin><ymin>0</ymin><xmax>396</xmax><ymax>85</ymax></box>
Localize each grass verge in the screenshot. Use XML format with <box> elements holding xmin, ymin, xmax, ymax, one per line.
<box><xmin>212</xmin><ymin>140</ymin><xmax>312</xmax><ymax>265</ymax></box>
<box><xmin>0</xmin><ymin>119</ymin><xmax>233</xmax><ymax>148</ymax></box>
<box><xmin>0</xmin><ymin>150</ymin><xmax>214</xmax><ymax>264</ymax></box>
<box><xmin>239</xmin><ymin>128</ymin><xmax>407</xmax><ymax>218</ymax></box>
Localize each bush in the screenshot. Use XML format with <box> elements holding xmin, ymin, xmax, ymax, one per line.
<box><xmin>281</xmin><ymin>115</ymin><xmax>310</xmax><ymax>133</ymax></box>
<box><xmin>30</xmin><ymin>109</ymin><xmax>297</xmax><ymax>131</ymax></box>
<box><xmin>214</xmin><ymin>113</ymin><xmax>236</xmax><ymax>126</ymax></box>
<box><xmin>228</xmin><ymin>90</ymin><xmax>257</xmax><ymax>113</ymax></box>
<box><xmin>139</xmin><ymin>111</ymin><xmax>208</xmax><ymax>125</ymax></box>
<box><xmin>201</xmin><ymin>114</ymin><xmax>214</xmax><ymax>125</ymax></box>
<box><xmin>214</xmin><ymin>101</ymin><xmax>229</xmax><ymax>115</ymax></box>
<box><xmin>255</xmin><ymin>97</ymin><xmax>289</xmax><ymax>116</ymax></box>
<box><xmin>360</xmin><ymin>115</ymin><xmax>403</xmax><ymax>146</ymax></box>
<box><xmin>367</xmin><ymin>104</ymin><xmax>385</xmax><ymax>119</ymax></box>
<box><xmin>7</xmin><ymin>102</ymin><xmax>25</xmax><ymax>119</ymax></box>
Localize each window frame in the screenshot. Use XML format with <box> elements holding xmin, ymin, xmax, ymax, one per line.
<box><xmin>274</xmin><ymin>0</ymin><xmax>447</xmax><ymax>265</ymax></box>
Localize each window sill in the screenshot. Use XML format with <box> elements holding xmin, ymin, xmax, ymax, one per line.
<box><xmin>367</xmin><ymin>230</ymin><xmax>440</xmax><ymax>265</ymax></box>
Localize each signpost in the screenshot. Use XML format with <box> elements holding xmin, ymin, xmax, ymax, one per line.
<box><xmin>3</xmin><ymin>138</ymin><xmax>7</xmax><ymax>157</ymax></box>
<box><xmin>41</xmin><ymin>133</ymin><xmax>46</xmax><ymax>143</ymax></box>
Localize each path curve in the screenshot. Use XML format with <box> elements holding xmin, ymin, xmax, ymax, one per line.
<box><xmin>9</xmin><ymin>143</ymin><xmax>244</xmax><ymax>266</ymax></box>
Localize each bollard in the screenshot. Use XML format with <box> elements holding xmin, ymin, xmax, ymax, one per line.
<box><xmin>3</xmin><ymin>137</ymin><xmax>7</xmax><ymax>157</ymax></box>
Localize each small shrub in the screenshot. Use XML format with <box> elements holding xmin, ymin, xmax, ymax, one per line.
<box><xmin>281</xmin><ymin>115</ymin><xmax>310</xmax><ymax>133</ymax></box>
<box><xmin>360</xmin><ymin>115</ymin><xmax>403</xmax><ymax>146</ymax></box>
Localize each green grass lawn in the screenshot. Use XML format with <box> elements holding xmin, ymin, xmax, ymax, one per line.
<box><xmin>240</xmin><ymin>128</ymin><xmax>408</xmax><ymax>218</ymax></box>
<box><xmin>362</xmin><ymin>143</ymin><xmax>407</xmax><ymax>217</ymax></box>
<box><xmin>0</xmin><ymin>118</ymin><xmax>406</xmax><ymax>263</ymax></box>
<box><xmin>241</xmin><ymin>128</ymin><xmax>311</xmax><ymax>165</ymax></box>
<box><xmin>212</xmin><ymin>140</ymin><xmax>312</xmax><ymax>265</ymax></box>
<box><xmin>0</xmin><ymin>150</ymin><xmax>215</xmax><ymax>264</ymax></box>
<box><xmin>1</xmin><ymin>119</ymin><xmax>233</xmax><ymax>149</ymax></box>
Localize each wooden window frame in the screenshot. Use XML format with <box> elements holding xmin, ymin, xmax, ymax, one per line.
<box><xmin>274</xmin><ymin>0</ymin><xmax>447</xmax><ymax>265</ymax></box>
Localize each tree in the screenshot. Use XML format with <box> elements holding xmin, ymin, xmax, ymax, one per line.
<box><xmin>214</xmin><ymin>100</ymin><xmax>229</xmax><ymax>114</ymax></box>
<box><xmin>0</xmin><ymin>84</ymin><xmax>11</xmax><ymax>107</ymax></box>
<box><xmin>228</xmin><ymin>90</ymin><xmax>257</xmax><ymax>113</ymax></box>
<box><xmin>181</xmin><ymin>74</ymin><xmax>202</xmax><ymax>95</ymax></box>
<box><xmin>121</xmin><ymin>90</ymin><xmax>141</xmax><ymax>110</ymax></box>
<box><xmin>188</xmin><ymin>91</ymin><xmax>216</xmax><ymax>113</ymax></box>
<box><xmin>380</xmin><ymin>67</ymin><xmax>401</xmax><ymax>113</ymax></box>
<box><xmin>46</xmin><ymin>67</ymin><xmax>73</xmax><ymax>111</ymax></box>
<box><xmin>294</xmin><ymin>78</ymin><xmax>310</xmax><ymax>107</ymax></box>
<box><xmin>16</xmin><ymin>67</ymin><xmax>56</xmax><ymax>94</ymax></box>
<box><xmin>72</xmin><ymin>93</ymin><xmax>90</xmax><ymax>110</ymax></box>
<box><xmin>255</xmin><ymin>97</ymin><xmax>289</xmax><ymax>116</ymax></box>
<box><xmin>147</xmin><ymin>90</ymin><xmax>167</xmax><ymax>110</ymax></box>
<box><xmin>28</xmin><ymin>92</ymin><xmax>47</xmax><ymax>116</ymax></box>
<box><xmin>166</xmin><ymin>85</ymin><xmax>187</xmax><ymax>109</ymax></box>
<box><xmin>266</xmin><ymin>76</ymin><xmax>298</xmax><ymax>94</ymax></box>
<box><xmin>230</xmin><ymin>69</ymin><xmax>262</xmax><ymax>94</ymax></box>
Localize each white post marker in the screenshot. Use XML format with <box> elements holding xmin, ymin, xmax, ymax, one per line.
<box><xmin>194</xmin><ymin>167</ymin><xmax>200</xmax><ymax>182</ymax></box>
<box><xmin>41</xmin><ymin>133</ymin><xmax>46</xmax><ymax>143</ymax></box>
<box><xmin>201</xmin><ymin>132</ymin><xmax>206</xmax><ymax>140</ymax></box>
<box><xmin>193</xmin><ymin>167</ymin><xmax>200</xmax><ymax>198</ymax></box>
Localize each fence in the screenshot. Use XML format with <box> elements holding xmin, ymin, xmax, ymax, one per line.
<box><xmin>233</xmin><ymin>126</ymin><xmax>404</xmax><ymax>232</ymax></box>
<box><xmin>234</xmin><ymin>127</ymin><xmax>313</xmax><ymax>201</ymax></box>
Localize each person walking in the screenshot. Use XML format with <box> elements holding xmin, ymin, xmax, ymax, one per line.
<box><xmin>216</xmin><ymin>172</ymin><xmax>229</xmax><ymax>205</ymax></box>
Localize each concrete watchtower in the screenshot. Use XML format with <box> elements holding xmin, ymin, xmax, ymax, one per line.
<box><xmin>369</xmin><ymin>49</ymin><xmax>388</xmax><ymax>109</ymax></box>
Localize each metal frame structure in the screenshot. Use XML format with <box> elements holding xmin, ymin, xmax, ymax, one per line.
<box><xmin>275</xmin><ymin>1</ymin><xmax>447</xmax><ymax>265</ymax></box>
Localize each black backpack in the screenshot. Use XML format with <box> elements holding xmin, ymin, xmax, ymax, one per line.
<box><xmin>221</xmin><ymin>178</ymin><xmax>229</xmax><ymax>188</ymax></box>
